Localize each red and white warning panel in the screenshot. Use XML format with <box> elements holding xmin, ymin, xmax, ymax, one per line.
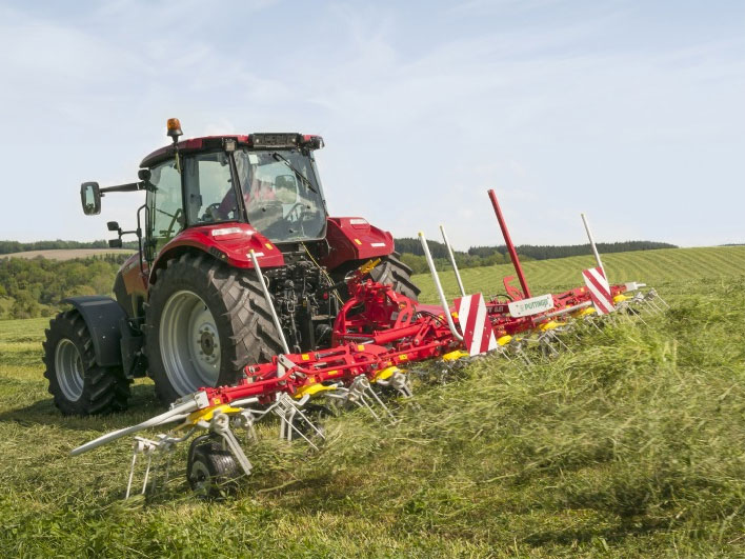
<box><xmin>454</xmin><ymin>293</ymin><xmax>498</xmax><ymax>356</ymax></box>
<box><xmin>582</xmin><ymin>267</ymin><xmax>615</xmax><ymax>315</ymax></box>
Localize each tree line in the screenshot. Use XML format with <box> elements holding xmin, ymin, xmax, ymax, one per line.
<box><xmin>0</xmin><ymin>239</ymin><xmax>138</xmax><ymax>255</ymax></box>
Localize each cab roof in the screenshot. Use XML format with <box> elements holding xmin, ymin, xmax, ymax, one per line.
<box><xmin>140</xmin><ymin>133</ymin><xmax>323</xmax><ymax>168</ymax></box>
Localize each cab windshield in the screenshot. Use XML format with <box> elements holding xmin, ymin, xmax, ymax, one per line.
<box><xmin>234</xmin><ymin>149</ymin><xmax>326</xmax><ymax>242</ymax></box>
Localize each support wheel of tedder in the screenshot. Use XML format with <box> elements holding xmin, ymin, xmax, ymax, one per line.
<box><xmin>43</xmin><ymin>310</ymin><xmax>130</xmax><ymax>416</ymax></box>
<box><xmin>187</xmin><ymin>437</ymin><xmax>240</xmax><ymax>499</ymax></box>
<box><xmin>145</xmin><ymin>253</ymin><xmax>284</xmax><ymax>404</ymax></box>
<box><xmin>368</xmin><ymin>253</ymin><xmax>420</xmax><ymax>301</ymax></box>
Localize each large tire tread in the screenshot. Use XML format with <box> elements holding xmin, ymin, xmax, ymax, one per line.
<box><xmin>145</xmin><ymin>253</ymin><xmax>283</xmax><ymax>403</ymax></box>
<box><xmin>42</xmin><ymin>310</ymin><xmax>130</xmax><ymax>416</ymax></box>
<box><xmin>369</xmin><ymin>252</ymin><xmax>421</xmax><ymax>301</ymax></box>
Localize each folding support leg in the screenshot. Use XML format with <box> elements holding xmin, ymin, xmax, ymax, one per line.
<box><xmin>125</xmin><ymin>437</ymin><xmax>160</xmax><ymax>499</ymax></box>
<box><xmin>209</xmin><ymin>411</ymin><xmax>253</xmax><ymax>476</ymax></box>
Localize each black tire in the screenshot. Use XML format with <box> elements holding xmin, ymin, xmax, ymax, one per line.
<box><xmin>42</xmin><ymin>310</ymin><xmax>130</xmax><ymax>416</ymax></box>
<box><xmin>187</xmin><ymin>437</ymin><xmax>240</xmax><ymax>499</ymax></box>
<box><xmin>144</xmin><ymin>253</ymin><xmax>284</xmax><ymax>404</ymax></box>
<box><xmin>368</xmin><ymin>253</ymin><xmax>420</xmax><ymax>301</ymax></box>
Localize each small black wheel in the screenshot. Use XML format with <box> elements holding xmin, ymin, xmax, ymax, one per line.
<box><xmin>187</xmin><ymin>437</ymin><xmax>240</xmax><ymax>499</ymax></box>
<box><xmin>42</xmin><ymin>310</ymin><xmax>130</xmax><ymax>415</ymax></box>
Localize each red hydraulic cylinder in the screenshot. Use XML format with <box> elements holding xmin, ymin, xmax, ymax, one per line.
<box><xmin>487</xmin><ymin>189</ymin><xmax>532</xmax><ymax>299</ymax></box>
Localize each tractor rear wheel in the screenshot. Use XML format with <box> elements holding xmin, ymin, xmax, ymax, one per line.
<box><xmin>42</xmin><ymin>310</ymin><xmax>130</xmax><ymax>415</ymax></box>
<box><xmin>144</xmin><ymin>253</ymin><xmax>283</xmax><ymax>404</ymax></box>
<box><xmin>369</xmin><ymin>253</ymin><xmax>420</xmax><ymax>301</ymax></box>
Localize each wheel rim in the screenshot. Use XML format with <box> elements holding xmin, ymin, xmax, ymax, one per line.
<box><xmin>55</xmin><ymin>338</ymin><xmax>84</xmax><ymax>401</ymax></box>
<box><xmin>159</xmin><ymin>290</ymin><xmax>221</xmax><ymax>395</ymax></box>
<box><xmin>188</xmin><ymin>458</ymin><xmax>212</xmax><ymax>496</ymax></box>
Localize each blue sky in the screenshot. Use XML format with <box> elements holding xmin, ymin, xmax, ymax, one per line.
<box><xmin>0</xmin><ymin>0</ymin><xmax>742</xmax><ymax>249</ymax></box>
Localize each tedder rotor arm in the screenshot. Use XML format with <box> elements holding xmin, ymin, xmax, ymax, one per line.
<box><xmin>70</xmin><ymin>398</ymin><xmax>202</xmax><ymax>456</ymax></box>
<box><xmin>487</xmin><ymin>189</ymin><xmax>531</xmax><ymax>299</ymax></box>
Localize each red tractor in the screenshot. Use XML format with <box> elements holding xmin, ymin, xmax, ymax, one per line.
<box><xmin>43</xmin><ymin>119</ymin><xmax>419</xmax><ymax>415</ymax></box>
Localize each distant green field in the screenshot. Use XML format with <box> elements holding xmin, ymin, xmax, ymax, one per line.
<box><xmin>0</xmin><ymin>247</ymin><xmax>744</xmax><ymax>558</ymax></box>
<box><xmin>415</xmin><ymin>245</ymin><xmax>745</xmax><ymax>303</ymax></box>
<box><xmin>0</xmin><ymin>248</ymin><xmax>136</xmax><ymax>260</ymax></box>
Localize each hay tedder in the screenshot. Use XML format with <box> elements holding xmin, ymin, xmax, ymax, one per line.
<box><xmin>50</xmin><ymin>120</ymin><xmax>667</xmax><ymax>497</ymax></box>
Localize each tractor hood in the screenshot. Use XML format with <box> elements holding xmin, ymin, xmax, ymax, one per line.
<box><xmin>149</xmin><ymin>216</ymin><xmax>397</xmax><ymax>282</ymax></box>
<box><xmin>320</xmin><ymin>217</ymin><xmax>395</xmax><ymax>271</ymax></box>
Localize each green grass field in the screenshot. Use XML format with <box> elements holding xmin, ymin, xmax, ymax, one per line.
<box><xmin>414</xmin><ymin>246</ymin><xmax>745</xmax><ymax>304</ymax></box>
<box><xmin>0</xmin><ymin>246</ymin><xmax>743</xmax><ymax>558</ymax></box>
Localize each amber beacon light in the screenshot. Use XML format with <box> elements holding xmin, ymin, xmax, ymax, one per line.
<box><xmin>166</xmin><ymin>118</ymin><xmax>183</xmax><ymax>141</ymax></box>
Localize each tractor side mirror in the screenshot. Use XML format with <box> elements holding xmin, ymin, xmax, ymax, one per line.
<box><xmin>275</xmin><ymin>175</ymin><xmax>299</xmax><ymax>204</ymax></box>
<box><xmin>81</xmin><ymin>182</ymin><xmax>101</xmax><ymax>215</ymax></box>
<box><xmin>107</xmin><ymin>221</ymin><xmax>122</xmax><ymax>248</ymax></box>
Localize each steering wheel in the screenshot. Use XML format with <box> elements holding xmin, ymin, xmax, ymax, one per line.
<box><xmin>202</xmin><ymin>203</ymin><xmax>224</xmax><ymax>222</ymax></box>
<box><xmin>285</xmin><ymin>202</ymin><xmax>306</xmax><ymax>222</ymax></box>
<box><xmin>163</xmin><ymin>208</ymin><xmax>183</xmax><ymax>239</ymax></box>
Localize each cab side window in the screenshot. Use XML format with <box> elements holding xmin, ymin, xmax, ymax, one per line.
<box><xmin>184</xmin><ymin>151</ymin><xmax>238</xmax><ymax>225</ymax></box>
<box><xmin>146</xmin><ymin>159</ymin><xmax>183</xmax><ymax>257</ymax></box>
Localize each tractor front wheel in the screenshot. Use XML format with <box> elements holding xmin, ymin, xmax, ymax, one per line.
<box><xmin>144</xmin><ymin>253</ymin><xmax>283</xmax><ymax>404</ymax></box>
<box><xmin>42</xmin><ymin>310</ymin><xmax>130</xmax><ymax>415</ymax></box>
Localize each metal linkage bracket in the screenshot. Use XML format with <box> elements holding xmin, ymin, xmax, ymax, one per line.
<box><xmin>233</xmin><ymin>409</ymin><xmax>260</xmax><ymax>443</ymax></box>
<box><xmin>535</xmin><ymin>328</ymin><xmax>571</xmax><ymax>359</ymax></box>
<box><xmin>643</xmin><ymin>289</ymin><xmax>669</xmax><ymax>313</ymax></box>
<box><xmin>504</xmin><ymin>338</ymin><xmax>532</xmax><ymax>368</ymax></box>
<box><xmin>328</xmin><ymin>376</ymin><xmax>398</xmax><ymax>425</ymax></box>
<box><xmin>272</xmin><ymin>393</ymin><xmax>326</xmax><ymax>450</ymax></box>
<box><xmin>375</xmin><ymin>370</ymin><xmax>413</xmax><ymax>399</ymax></box>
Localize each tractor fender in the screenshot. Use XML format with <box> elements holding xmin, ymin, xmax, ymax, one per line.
<box><xmin>321</xmin><ymin>217</ymin><xmax>395</xmax><ymax>271</ymax></box>
<box><xmin>61</xmin><ymin>296</ymin><xmax>127</xmax><ymax>367</ymax></box>
<box><xmin>149</xmin><ymin>223</ymin><xmax>285</xmax><ymax>285</ymax></box>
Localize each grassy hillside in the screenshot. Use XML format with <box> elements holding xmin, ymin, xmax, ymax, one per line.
<box><xmin>415</xmin><ymin>245</ymin><xmax>745</xmax><ymax>303</ymax></box>
<box><xmin>0</xmin><ymin>247</ymin><xmax>743</xmax><ymax>557</ymax></box>
<box><xmin>0</xmin><ymin>254</ymin><xmax>131</xmax><ymax>320</ymax></box>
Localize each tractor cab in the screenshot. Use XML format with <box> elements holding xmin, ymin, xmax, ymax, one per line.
<box><xmin>82</xmin><ymin>120</ymin><xmax>329</xmax><ymax>262</ymax></box>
